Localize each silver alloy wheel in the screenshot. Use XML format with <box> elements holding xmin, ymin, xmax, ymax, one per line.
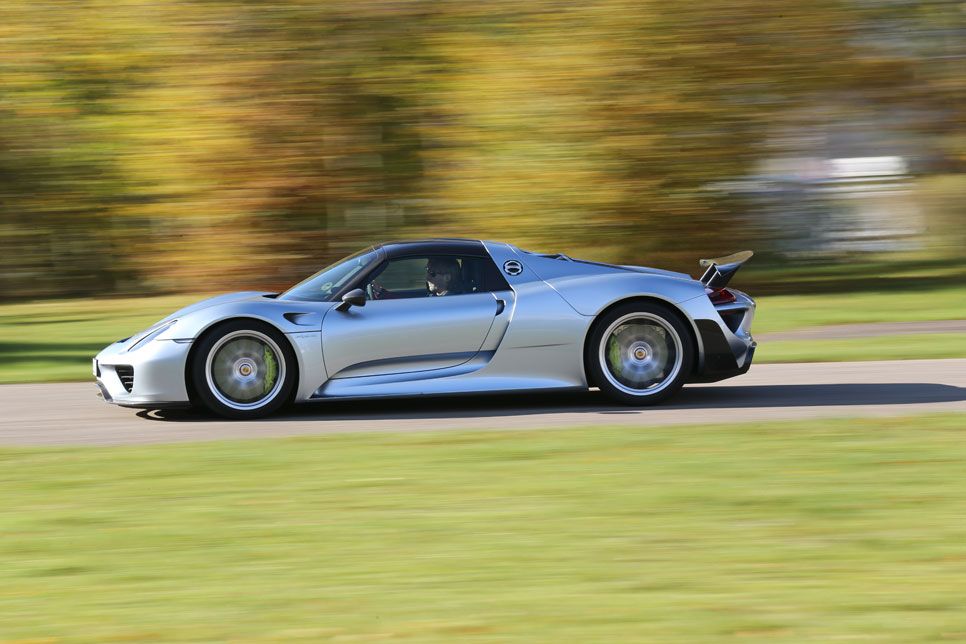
<box><xmin>204</xmin><ymin>330</ymin><xmax>287</xmax><ymax>411</ymax></box>
<box><xmin>598</xmin><ymin>312</ymin><xmax>684</xmax><ymax>396</ymax></box>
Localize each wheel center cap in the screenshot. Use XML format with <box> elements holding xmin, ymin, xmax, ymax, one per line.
<box><xmin>235</xmin><ymin>360</ymin><xmax>257</xmax><ymax>379</ymax></box>
<box><xmin>634</xmin><ymin>347</ymin><xmax>648</xmax><ymax>360</ymax></box>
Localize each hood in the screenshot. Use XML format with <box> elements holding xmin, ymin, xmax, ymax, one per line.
<box><xmin>158</xmin><ymin>291</ymin><xmax>274</xmax><ymax>324</ymax></box>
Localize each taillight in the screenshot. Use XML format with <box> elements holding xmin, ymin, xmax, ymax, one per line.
<box><xmin>706</xmin><ymin>287</ymin><xmax>736</xmax><ymax>305</ymax></box>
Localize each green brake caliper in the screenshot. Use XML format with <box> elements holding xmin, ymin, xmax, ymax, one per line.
<box><xmin>263</xmin><ymin>346</ymin><xmax>278</xmax><ymax>394</ymax></box>
<box><xmin>607</xmin><ymin>336</ymin><xmax>622</xmax><ymax>377</ymax></box>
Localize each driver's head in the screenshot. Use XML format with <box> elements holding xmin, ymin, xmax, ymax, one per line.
<box><xmin>426</xmin><ymin>257</ymin><xmax>461</xmax><ymax>295</ymax></box>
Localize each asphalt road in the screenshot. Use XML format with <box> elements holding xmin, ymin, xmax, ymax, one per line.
<box><xmin>1</xmin><ymin>359</ymin><xmax>963</xmax><ymax>447</ymax></box>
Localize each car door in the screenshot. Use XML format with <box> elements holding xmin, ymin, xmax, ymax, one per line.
<box><xmin>320</xmin><ymin>256</ymin><xmax>503</xmax><ymax>379</ymax></box>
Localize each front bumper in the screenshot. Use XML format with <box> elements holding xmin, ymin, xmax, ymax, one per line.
<box><xmin>93</xmin><ymin>337</ymin><xmax>193</xmax><ymax>408</ymax></box>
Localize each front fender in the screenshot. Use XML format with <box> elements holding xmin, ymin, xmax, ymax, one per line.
<box><xmin>157</xmin><ymin>298</ymin><xmax>328</xmax><ymax>341</ymax></box>
<box><xmin>154</xmin><ymin>296</ymin><xmax>331</xmax><ymax>403</ymax></box>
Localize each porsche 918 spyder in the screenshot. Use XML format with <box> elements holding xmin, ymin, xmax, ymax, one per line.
<box><xmin>94</xmin><ymin>239</ymin><xmax>756</xmax><ymax>418</ymax></box>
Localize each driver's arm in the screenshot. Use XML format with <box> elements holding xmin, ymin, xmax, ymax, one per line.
<box><xmin>369</xmin><ymin>281</ymin><xmax>387</xmax><ymax>300</ymax></box>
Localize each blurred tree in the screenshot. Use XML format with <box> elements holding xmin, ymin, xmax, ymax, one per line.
<box><xmin>0</xmin><ymin>0</ymin><xmax>959</xmax><ymax>299</ymax></box>
<box><xmin>417</xmin><ymin>0</ymin><xmax>886</xmax><ymax>269</ymax></box>
<box><xmin>0</xmin><ymin>1</ymin><xmax>139</xmax><ymax>297</ymax></box>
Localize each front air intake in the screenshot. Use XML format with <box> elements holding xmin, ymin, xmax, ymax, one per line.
<box><xmin>115</xmin><ymin>365</ymin><xmax>134</xmax><ymax>392</ymax></box>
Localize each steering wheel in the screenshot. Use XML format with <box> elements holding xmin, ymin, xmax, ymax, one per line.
<box><xmin>367</xmin><ymin>280</ymin><xmax>387</xmax><ymax>300</ymax></box>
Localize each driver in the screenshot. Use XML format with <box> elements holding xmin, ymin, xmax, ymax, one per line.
<box><xmin>426</xmin><ymin>257</ymin><xmax>463</xmax><ymax>296</ymax></box>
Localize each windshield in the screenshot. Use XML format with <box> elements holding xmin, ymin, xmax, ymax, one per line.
<box><xmin>278</xmin><ymin>247</ymin><xmax>380</xmax><ymax>302</ymax></box>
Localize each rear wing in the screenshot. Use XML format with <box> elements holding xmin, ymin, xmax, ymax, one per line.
<box><xmin>699</xmin><ymin>250</ymin><xmax>753</xmax><ymax>289</ymax></box>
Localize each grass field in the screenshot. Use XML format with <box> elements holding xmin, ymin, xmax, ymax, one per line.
<box><xmin>0</xmin><ymin>285</ymin><xmax>964</xmax><ymax>383</ymax></box>
<box><xmin>750</xmin><ymin>285</ymin><xmax>966</xmax><ymax>335</ymax></box>
<box><xmin>758</xmin><ymin>332</ymin><xmax>966</xmax><ymax>363</ymax></box>
<box><xmin>0</xmin><ymin>293</ymin><xmax>201</xmax><ymax>383</ymax></box>
<box><xmin>754</xmin><ymin>285</ymin><xmax>966</xmax><ymax>363</ymax></box>
<box><xmin>740</xmin><ymin>254</ymin><xmax>966</xmax><ymax>296</ymax></box>
<box><xmin>2</xmin><ymin>414</ymin><xmax>965</xmax><ymax>642</ymax></box>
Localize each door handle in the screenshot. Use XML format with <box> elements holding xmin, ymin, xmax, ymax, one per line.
<box><xmin>495</xmin><ymin>299</ymin><xmax>506</xmax><ymax>316</ymax></box>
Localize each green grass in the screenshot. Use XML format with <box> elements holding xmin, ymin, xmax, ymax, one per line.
<box><xmin>2</xmin><ymin>414</ymin><xmax>966</xmax><ymax>642</ymax></box>
<box><xmin>0</xmin><ymin>285</ymin><xmax>964</xmax><ymax>383</ymax></box>
<box><xmin>751</xmin><ymin>285</ymin><xmax>966</xmax><ymax>362</ymax></box>
<box><xmin>741</xmin><ymin>254</ymin><xmax>966</xmax><ymax>295</ymax></box>
<box><xmin>753</xmin><ymin>284</ymin><xmax>966</xmax><ymax>335</ymax></box>
<box><xmin>752</xmin><ymin>286</ymin><xmax>966</xmax><ymax>334</ymax></box>
<box><xmin>0</xmin><ymin>294</ymin><xmax>203</xmax><ymax>383</ymax></box>
<box><xmin>759</xmin><ymin>332</ymin><xmax>966</xmax><ymax>363</ymax></box>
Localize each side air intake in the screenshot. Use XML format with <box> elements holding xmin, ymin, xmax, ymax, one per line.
<box><xmin>115</xmin><ymin>365</ymin><xmax>134</xmax><ymax>392</ymax></box>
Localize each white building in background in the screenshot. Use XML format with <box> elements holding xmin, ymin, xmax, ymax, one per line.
<box><xmin>735</xmin><ymin>154</ymin><xmax>924</xmax><ymax>256</ymax></box>
<box><xmin>819</xmin><ymin>155</ymin><xmax>922</xmax><ymax>253</ymax></box>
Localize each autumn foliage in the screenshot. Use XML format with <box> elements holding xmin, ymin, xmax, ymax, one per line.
<box><xmin>0</xmin><ymin>1</ymin><xmax>961</xmax><ymax>298</ymax></box>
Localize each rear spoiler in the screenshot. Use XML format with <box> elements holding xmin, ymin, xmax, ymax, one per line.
<box><xmin>699</xmin><ymin>250</ymin><xmax>753</xmax><ymax>289</ymax></box>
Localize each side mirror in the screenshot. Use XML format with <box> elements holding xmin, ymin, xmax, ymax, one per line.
<box><xmin>335</xmin><ymin>288</ymin><xmax>366</xmax><ymax>312</ymax></box>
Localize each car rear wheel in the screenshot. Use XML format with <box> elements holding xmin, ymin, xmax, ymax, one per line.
<box><xmin>191</xmin><ymin>320</ymin><xmax>296</xmax><ymax>419</ymax></box>
<box><xmin>587</xmin><ymin>301</ymin><xmax>694</xmax><ymax>405</ymax></box>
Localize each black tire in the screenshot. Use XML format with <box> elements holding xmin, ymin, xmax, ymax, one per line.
<box><xmin>190</xmin><ymin>319</ymin><xmax>297</xmax><ymax>419</ymax></box>
<box><xmin>585</xmin><ymin>301</ymin><xmax>694</xmax><ymax>406</ymax></box>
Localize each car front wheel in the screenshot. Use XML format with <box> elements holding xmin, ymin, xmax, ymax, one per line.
<box><xmin>191</xmin><ymin>320</ymin><xmax>296</xmax><ymax>419</ymax></box>
<box><xmin>587</xmin><ymin>301</ymin><xmax>694</xmax><ymax>405</ymax></box>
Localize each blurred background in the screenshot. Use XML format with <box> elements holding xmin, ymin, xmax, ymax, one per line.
<box><xmin>1</xmin><ymin>5</ymin><xmax>965</xmax><ymax>640</ymax></box>
<box><xmin>1</xmin><ymin>0</ymin><xmax>963</xmax><ymax>301</ymax></box>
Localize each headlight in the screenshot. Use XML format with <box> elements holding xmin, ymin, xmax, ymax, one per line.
<box><xmin>126</xmin><ymin>320</ymin><xmax>178</xmax><ymax>352</ymax></box>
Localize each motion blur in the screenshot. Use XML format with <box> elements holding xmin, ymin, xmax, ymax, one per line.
<box><xmin>2</xmin><ymin>4</ymin><xmax>966</xmax><ymax>641</ymax></box>
<box><xmin>1</xmin><ymin>0</ymin><xmax>962</xmax><ymax>299</ymax></box>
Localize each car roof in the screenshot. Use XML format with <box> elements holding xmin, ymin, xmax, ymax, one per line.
<box><xmin>377</xmin><ymin>238</ymin><xmax>489</xmax><ymax>258</ymax></box>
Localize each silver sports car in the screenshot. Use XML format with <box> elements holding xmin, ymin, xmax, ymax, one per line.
<box><xmin>94</xmin><ymin>239</ymin><xmax>756</xmax><ymax>418</ymax></box>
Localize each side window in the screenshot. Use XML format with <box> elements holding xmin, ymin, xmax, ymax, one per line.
<box><xmin>366</xmin><ymin>258</ymin><xmax>427</xmax><ymax>300</ymax></box>
<box><xmin>365</xmin><ymin>255</ymin><xmax>510</xmax><ymax>300</ymax></box>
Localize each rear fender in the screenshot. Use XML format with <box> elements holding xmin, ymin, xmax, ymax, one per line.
<box><xmin>542</xmin><ymin>272</ymin><xmax>708</xmax><ymax>316</ymax></box>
